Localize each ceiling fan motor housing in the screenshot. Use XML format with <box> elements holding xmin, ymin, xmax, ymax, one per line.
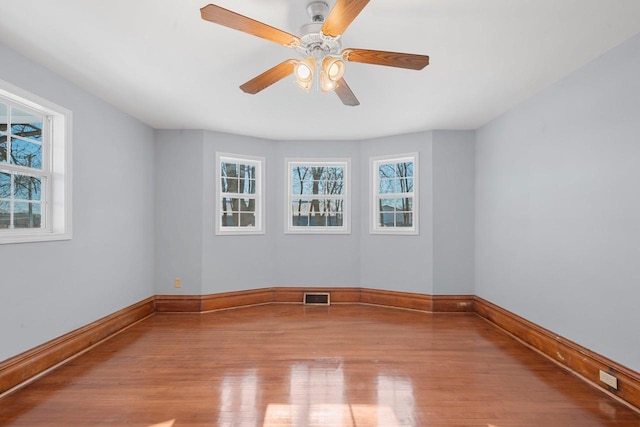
<box><xmin>296</xmin><ymin>22</ymin><xmax>342</xmax><ymax>60</ymax></box>
<box><xmin>307</xmin><ymin>1</ymin><xmax>330</xmax><ymax>22</ymax></box>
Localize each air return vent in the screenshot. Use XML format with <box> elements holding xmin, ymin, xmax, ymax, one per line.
<box><xmin>303</xmin><ymin>292</ymin><xmax>330</xmax><ymax>305</ymax></box>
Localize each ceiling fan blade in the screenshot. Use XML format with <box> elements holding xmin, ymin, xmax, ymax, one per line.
<box><xmin>200</xmin><ymin>4</ymin><xmax>300</xmax><ymax>48</ymax></box>
<box><xmin>322</xmin><ymin>0</ymin><xmax>370</xmax><ymax>37</ymax></box>
<box><xmin>342</xmin><ymin>48</ymin><xmax>429</xmax><ymax>70</ymax></box>
<box><xmin>335</xmin><ymin>78</ymin><xmax>360</xmax><ymax>106</ymax></box>
<box><xmin>240</xmin><ymin>60</ymin><xmax>296</xmax><ymax>94</ymax></box>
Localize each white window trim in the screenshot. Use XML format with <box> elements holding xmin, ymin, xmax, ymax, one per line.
<box><xmin>370</xmin><ymin>152</ymin><xmax>419</xmax><ymax>235</ymax></box>
<box><xmin>215</xmin><ymin>152</ymin><xmax>265</xmax><ymax>235</ymax></box>
<box><xmin>0</xmin><ymin>78</ymin><xmax>72</xmax><ymax>244</ymax></box>
<box><xmin>285</xmin><ymin>157</ymin><xmax>351</xmax><ymax>235</ymax></box>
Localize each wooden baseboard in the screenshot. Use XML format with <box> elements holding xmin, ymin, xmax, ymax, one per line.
<box><xmin>3</xmin><ymin>289</ymin><xmax>637</xmax><ymax>412</ymax></box>
<box><xmin>201</xmin><ymin>288</ymin><xmax>273</xmax><ymax>312</ymax></box>
<box><xmin>155</xmin><ymin>287</ymin><xmax>475</xmax><ymax>313</ymax></box>
<box><xmin>474</xmin><ymin>297</ymin><xmax>640</xmax><ymax>411</ymax></box>
<box><xmin>0</xmin><ymin>297</ymin><xmax>155</xmax><ymax>395</ymax></box>
<box><xmin>360</xmin><ymin>288</ymin><xmax>433</xmax><ymax>311</ymax></box>
<box><xmin>274</xmin><ymin>287</ymin><xmax>362</xmax><ymax>304</ymax></box>
<box><xmin>432</xmin><ymin>295</ymin><xmax>475</xmax><ymax>312</ymax></box>
<box><xmin>155</xmin><ymin>288</ymin><xmax>274</xmax><ymax>313</ymax></box>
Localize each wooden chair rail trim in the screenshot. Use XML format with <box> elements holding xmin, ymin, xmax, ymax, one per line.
<box><xmin>1</xmin><ymin>289</ymin><xmax>637</xmax><ymax>413</ymax></box>
<box><xmin>474</xmin><ymin>296</ymin><xmax>640</xmax><ymax>411</ymax></box>
<box><xmin>0</xmin><ymin>297</ymin><xmax>155</xmax><ymax>395</ymax></box>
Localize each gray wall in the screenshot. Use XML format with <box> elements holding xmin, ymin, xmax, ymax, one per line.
<box><xmin>433</xmin><ymin>131</ymin><xmax>475</xmax><ymax>295</ymax></box>
<box><xmin>154</xmin><ymin>130</ymin><xmax>205</xmax><ymax>295</ymax></box>
<box><xmin>154</xmin><ymin>130</ymin><xmax>464</xmax><ymax>295</ymax></box>
<box><xmin>360</xmin><ymin>132</ymin><xmax>435</xmax><ymax>294</ymax></box>
<box><xmin>0</xmin><ymin>42</ymin><xmax>156</xmax><ymax>361</ymax></box>
<box><xmin>202</xmin><ymin>132</ymin><xmax>276</xmax><ymax>293</ymax></box>
<box><xmin>273</xmin><ymin>140</ymin><xmax>362</xmax><ymax>288</ymax></box>
<box><xmin>475</xmin><ymin>33</ymin><xmax>640</xmax><ymax>371</ymax></box>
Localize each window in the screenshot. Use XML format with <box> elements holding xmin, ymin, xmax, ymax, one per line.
<box><xmin>216</xmin><ymin>153</ymin><xmax>264</xmax><ymax>235</ymax></box>
<box><xmin>0</xmin><ymin>79</ymin><xmax>71</xmax><ymax>244</ymax></box>
<box><xmin>286</xmin><ymin>158</ymin><xmax>350</xmax><ymax>234</ymax></box>
<box><xmin>371</xmin><ymin>153</ymin><xmax>418</xmax><ymax>234</ymax></box>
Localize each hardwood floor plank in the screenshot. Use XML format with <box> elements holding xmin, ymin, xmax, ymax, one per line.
<box><xmin>0</xmin><ymin>304</ymin><xmax>638</xmax><ymax>426</ymax></box>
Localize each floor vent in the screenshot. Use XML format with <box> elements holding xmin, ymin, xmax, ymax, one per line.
<box><xmin>303</xmin><ymin>292</ymin><xmax>330</xmax><ymax>305</ymax></box>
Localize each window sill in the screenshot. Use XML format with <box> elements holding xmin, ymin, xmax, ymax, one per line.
<box><xmin>0</xmin><ymin>230</ymin><xmax>72</xmax><ymax>245</ymax></box>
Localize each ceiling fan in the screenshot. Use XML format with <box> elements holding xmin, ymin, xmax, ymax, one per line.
<box><xmin>200</xmin><ymin>0</ymin><xmax>430</xmax><ymax>106</ymax></box>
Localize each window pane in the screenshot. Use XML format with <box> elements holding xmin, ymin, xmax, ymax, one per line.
<box><xmin>239</xmin><ymin>198</ymin><xmax>255</xmax><ymax>212</ymax></box>
<box><xmin>239</xmin><ymin>213</ymin><xmax>255</xmax><ymax>227</ymax></box>
<box><xmin>221</xmin><ymin>200</ymin><xmax>239</xmax><ymax>226</ymax></box>
<box><xmin>378</xmin><ymin>211</ymin><xmax>394</xmax><ymax>227</ymax></box>
<box><xmin>13</xmin><ymin>202</ymin><xmax>41</xmax><ymax>229</ymax></box>
<box><xmin>14</xmin><ymin>175</ymin><xmax>41</xmax><ymax>201</ymax></box>
<box><xmin>11</xmin><ymin>108</ymin><xmax>43</xmax><ymax>142</ymax></box>
<box><xmin>326</xmin><ymin>180</ymin><xmax>343</xmax><ymax>195</ymax></box>
<box><xmin>292</xmin><ymin>214</ymin><xmax>309</xmax><ymax>227</ymax></box>
<box><xmin>311</xmin><ymin>180</ymin><xmax>325</xmax><ymax>195</ymax></box>
<box><xmin>396</xmin><ymin>161</ymin><xmax>413</xmax><ymax>178</ymax></box>
<box><xmin>379</xmin><ymin>163</ymin><xmax>395</xmax><ymax>179</ymax></box>
<box><xmin>239</xmin><ymin>178</ymin><xmax>256</xmax><ymax>195</ymax></box>
<box><xmin>325</xmin><ymin>167</ymin><xmax>343</xmax><ymax>180</ymax></box>
<box><xmin>291</xmin><ymin>199</ymin><xmax>310</xmax><ymax>217</ymax></box>
<box><xmin>322</xmin><ymin>199</ymin><xmax>343</xmax><ymax>214</ymax></box>
<box><xmin>379</xmin><ymin>179</ymin><xmax>395</xmax><ymax>194</ymax></box>
<box><xmin>0</xmin><ymin>172</ymin><xmax>10</xmax><ymax>198</ymax></box>
<box><xmin>395</xmin><ymin>212</ymin><xmax>413</xmax><ymax>227</ymax></box>
<box><xmin>292</xmin><ymin>166</ymin><xmax>310</xmax><ymax>182</ymax></box>
<box><xmin>221</xmin><ymin>213</ymin><xmax>238</xmax><ymax>227</ymax></box>
<box><xmin>396</xmin><ymin>177</ymin><xmax>413</xmax><ymax>193</ymax></box>
<box><xmin>220</xmin><ymin>197</ymin><xmax>232</xmax><ymax>213</ymax></box>
<box><xmin>398</xmin><ymin>197</ymin><xmax>413</xmax><ymax>210</ymax></box>
<box><xmin>11</xmin><ymin>137</ymin><xmax>42</xmax><ymax>169</ymax></box>
<box><xmin>328</xmin><ymin>213</ymin><xmax>343</xmax><ymax>226</ymax></box>
<box><xmin>0</xmin><ymin>201</ymin><xmax>9</xmax><ymax>228</ymax></box>
<box><xmin>221</xmin><ymin>162</ymin><xmax>238</xmax><ymax>177</ymax></box>
<box><xmin>239</xmin><ymin>164</ymin><xmax>255</xmax><ymax>179</ymax></box>
<box><xmin>380</xmin><ymin>198</ymin><xmax>397</xmax><ymax>210</ymax></box>
<box><xmin>300</xmin><ymin>180</ymin><xmax>314</xmax><ymax>195</ymax></box>
<box><xmin>291</xmin><ymin>180</ymin><xmax>302</xmax><ymax>195</ymax></box>
<box><xmin>308</xmin><ymin>212</ymin><xmax>326</xmax><ymax>226</ymax></box>
<box><xmin>0</xmin><ymin>103</ymin><xmax>7</xmax><ymax>132</ymax></box>
<box><xmin>229</xmin><ymin>198</ymin><xmax>240</xmax><ymax>212</ymax></box>
<box><xmin>0</xmin><ymin>135</ymin><xmax>6</xmax><ymax>163</ymax></box>
<box><xmin>291</xmin><ymin>199</ymin><xmax>313</xmax><ymax>226</ymax></box>
<box><xmin>222</xmin><ymin>177</ymin><xmax>238</xmax><ymax>194</ymax></box>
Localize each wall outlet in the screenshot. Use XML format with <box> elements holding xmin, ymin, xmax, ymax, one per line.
<box><xmin>599</xmin><ymin>370</ymin><xmax>618</xmax><ymax>389</ymax></box>
<box><xmin>174</xmin><ymin>278</ymin><xmax>182</xmax><ymax>288</ymax></box>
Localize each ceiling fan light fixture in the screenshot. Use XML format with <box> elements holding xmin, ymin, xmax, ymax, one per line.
<box><xmin>320</xmin><ymin>69</ymin><xmax>338</xmax><ymax>92</ymax></box>
<box><xmin>323</xmin><ymin>57</ymin><xmax>345</xmax><ymax>81</ymax></box>
<box><xmin>294</xmin><ymin>58</ymin><xmax>315</xmax><ymax>91</ymax></box>
<box><xmin>319</xmin><ymin>56</ymin><xmax>345</xmax><ymax>92</ymax></box>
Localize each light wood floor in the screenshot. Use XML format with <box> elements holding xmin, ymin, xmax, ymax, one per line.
<box><xmin>1</xmin><ymin>304</ymin><xmax>638</xmax><ymax>426</ymax></box>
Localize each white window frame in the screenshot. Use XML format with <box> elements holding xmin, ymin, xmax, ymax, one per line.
<box><xmin>0</xmin><ymin>79</ymin><xmax>72</xmax><ymax>244</ymax></box>
<box><xmin>285</xmin><ymin>158</ymin><xmax>350</xmax><ymax>235</ymax></box>
<box><xmin>215</xmin><ymin>152</ymin><xmax>264</xmax><ymax>235</ymax></box>
<box><xmin>370</xmin><ymin>153</ymin><xmax>419</xmax><ymax>235</ymax></box>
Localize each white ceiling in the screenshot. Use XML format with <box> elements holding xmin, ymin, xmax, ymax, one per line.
<box><xmin>1</xmin><ymin>0</ymin><xmax>639</xmax><ymax>141</ymax></box>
